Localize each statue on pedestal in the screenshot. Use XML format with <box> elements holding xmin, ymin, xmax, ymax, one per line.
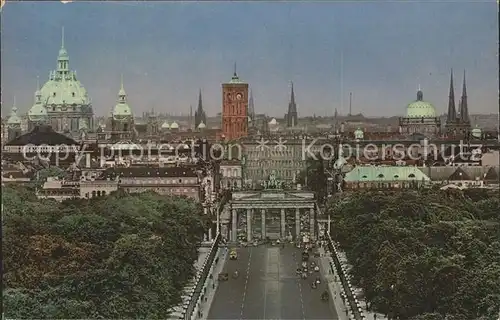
<box><xmin>262</xmin><ymin>170</ymin><xmax>284</xmax><ymax>190</ymax></box>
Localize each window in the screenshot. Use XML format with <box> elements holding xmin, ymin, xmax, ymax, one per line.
<box><xmin>53</xmin><ymin>92</ymin><xmax>56</xmax><ymax>97</ymax></box>
<box><xmin>408</xmin><ymin>173</ymin><xmax>416</xmax><ymax>178</ymax></box>
<box><xmin>394</xmin><ymin>175</ymin><xmax>399</xmax><ymax>179</ymax></box>
<box><xmin>378</xmin><ymin>174</ymin><xmax>384</xmax><ymax>178</ymax></box>
<box><xmin>72</xmin><ymin>92</ymin><xmax>75</xmax><ymax>97</ymax></box>
<box><xmin>361</xmin><ymin>175</ymin><xmax>367</xmax><ymax>179</ymax></box>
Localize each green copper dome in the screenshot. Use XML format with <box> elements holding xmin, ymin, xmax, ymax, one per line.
<box><xmin>40</xmin><ymin>27</ymin><xmax>91</xmax><ymax>108</ymax></box>
<box><xmin>354</xmin><ymin>127</ymin><xmax>364</xmax><ymax>139</ymax></box>
<box><xmin>112</xmin><ymin>76</ymin><xmax>133</xmax><ymax>120</ymax></box>
<box><xmin>471</xmin><ymin>125</ymin><xmax>482</xmax><ymax>138</ymax></box>
<box><xmin>28</xmin><ymin>102</ymin><xmax>49</xmax><ymax>122</ymax></box>
<box><xmin>161</xmin><ymin>121</ymin><xmax>170</xmax><ymax>129</ymax></box>
<box><xmin>41</xmin><ymin>78</ymin><xmax>90</xmax><ymax>106</ymax></box>
<box><xmin>406</xmin><ymin>89</ymin><xmax>436</xmax><ymax>118</ymax></box>
<box><xmin>7</xmin><ymin>99</ymin><xmax>22</xmax><ymax>125</ymax></box>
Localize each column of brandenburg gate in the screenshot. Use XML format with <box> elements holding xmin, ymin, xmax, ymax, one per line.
<box><xmin>219</xmin><ymin>173</ymin><xmax>318</xmax><ymax>242</ymax></box>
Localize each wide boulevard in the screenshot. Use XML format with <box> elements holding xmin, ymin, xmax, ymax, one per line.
<box><xmin>208</xmin><ymin>244</ymin><xmax>338</xmax><ymax>319</ymax></box>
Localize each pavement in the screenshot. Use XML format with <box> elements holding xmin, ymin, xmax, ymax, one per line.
<box><xmin>207</xmin><ymin>244</ymin><xmax>339</xmax><ymax>320</ymax></box>
<box><xmin>168</xmin><ymin>245</ymin><xmax>215</xmax><ymax>319</ymax></box>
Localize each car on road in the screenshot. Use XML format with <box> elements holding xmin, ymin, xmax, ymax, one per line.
<box><xmin>218</xmin><ymin>273</ymin><xmax>229</xmax><ymax>281</ymax></box>
<box><xmin>229</xmin><ymin>249</ymin><xmax>237</xmax><ymax>260</ymax></box>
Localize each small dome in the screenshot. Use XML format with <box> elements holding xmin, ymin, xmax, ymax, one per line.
<box><xmin>161</xmin><ymin>121</ymin><xmax>170</xmax><ymax>129</ymax></box>
<box><xmin>170</xmin><ymin>121</ymin><xmax>179</xmax><ymax>129</ymax></box>
<box><xmin>269</xmin><ymin>118</ymin><xmax>277</xmax><ymax>125</ymax></box>
<box><xmin>7</xmin><ymin>106</ymin><xmax>22</xmax><ymax>125</ymax></box>
<box><xmin>28</xmin><ymin>102</ymin><xmax>49</xmax><ymax>122</ymax></box>
<box><xmin>113</xmin><ymin>103</ymin><xmax>133</xmax><ymax>120</ymax></box>
<box><xmin>471</xmin><ymin>125</ymin><xmax>482</xmax><ymax>138</ymax></box>
<box><xmin>197</xmin><ymin>121</ymin><xmax>206</xmax><ymax>129</ymax></box>
<box><xmin>406</xmin><ymin>90</ymin><xmax>436</xmax><ymax>118</ymax></box>
<box><xmin>58</xmin><ymin>46</ymin><xmax>69</xmax><ymax>59</ymax></box>
<box><xmin>354</xmin><ymin>127</ymin><xmax>364</xmax><ymax>139</ymax></box>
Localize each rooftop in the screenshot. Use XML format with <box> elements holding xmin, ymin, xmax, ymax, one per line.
<box><xmin>5</xmin><ymin>125</ymin><xmax>79</xmax><ymax>146</ymax></box>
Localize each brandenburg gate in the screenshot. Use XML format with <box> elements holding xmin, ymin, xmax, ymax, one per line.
<box><xmin>220</xmin><ymin>173</ymin><xmax>318</xmax><ymax>242</ymax></box>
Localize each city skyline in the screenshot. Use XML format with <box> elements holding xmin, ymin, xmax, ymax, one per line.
<box><xmin>1</xmin><ymin>1</ymin><xmax>498</xmax><ymax>118</ymax></box>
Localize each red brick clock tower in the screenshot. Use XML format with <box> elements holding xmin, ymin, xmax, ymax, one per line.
<box><xmin>221</xmin><ymin>66</ymin><xmax>249</xmax><ymax>140</ymax></box>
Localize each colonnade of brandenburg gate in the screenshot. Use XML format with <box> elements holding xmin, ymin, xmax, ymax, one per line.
<box><xmin>219</xmin><ymin>189</ymin><xmax>318</xmax><ymax>242</ymax></box>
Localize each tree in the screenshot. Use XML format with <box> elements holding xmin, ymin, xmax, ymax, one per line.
<box><xmin>297</xmin><ymin>152</ymin><xmax>327</xmax><ymax>202</ymax></box>
<box><xmin>327</xmin><ymin>190</ymin><xmax>500</xmax><ymax>319</ymax></box>
<box><xmin>2</xmin><ymin>187</ymin><xmax>207</xmax><ymax>319</ymax></box>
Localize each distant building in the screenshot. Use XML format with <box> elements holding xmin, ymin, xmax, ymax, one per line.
<box><xmin>3</xmin><ymin>125</ymin><xmax>82</xmax><ymax>167</ymax></box>
<box><xmin>6</xmin><ymin>98</ymin><xmax>22</xmax><ymax>142</ymax></box>
<box><xmin>221</xmin><ymin>66</ymin><xmax>249</xmax><ymax>140</ymax></box>
<box><xmin>284</xmin><ymin>82</ymin><xmax>298</xmax><ymax>128</ymax></box>
<box><xmin>220</xmin><ymin>159</ymin><xmax>243</xmax><ymax>190</ymax></box>
<box><xmin>110</xmin><ymin>76</ymin><xmax>135</xmax><ymax>140</ymax></box>
<box><xmin>445</xmin><ymin>69</ymin><xmax>471</xmax><ymax>135</ymax></box>
<box><xmin>195</xmin><ymin>89</ymin><xmax>207</xmax><ymax>129</ymax></box>
<box><xmin>343</xmin><ymin>166</ymin><xmax>431</xmax><ymax>190</ymax></box>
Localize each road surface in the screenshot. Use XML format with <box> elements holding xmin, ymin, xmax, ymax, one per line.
<box><xmin>207</xmin><ymin>244</ymin><xmax>338</xmax><ymax>319</ymax></box>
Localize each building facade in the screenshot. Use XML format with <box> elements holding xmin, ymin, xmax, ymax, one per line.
<box><xmin>221</xmin><ymin>68</ymin><xmax>249</xmax><ymax>140</ymax></box>
<box><xmin>220</xmin><ymin>159</ymin><xmax>243</xmax><ymax>190</ymax></box>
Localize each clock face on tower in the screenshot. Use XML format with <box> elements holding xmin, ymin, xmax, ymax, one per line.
<box><xmin>236</xmin><ymin>93</ymin><xmax>242</xmax><ymax>100</ymax></box>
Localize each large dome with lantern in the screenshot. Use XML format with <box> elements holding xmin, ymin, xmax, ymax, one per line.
<box><xmin>406</xmin><ymin>89</ymin><xmax>437</xmax><ymax>118</ymax></box>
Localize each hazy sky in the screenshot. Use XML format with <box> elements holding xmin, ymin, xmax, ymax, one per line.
<box><xmin>1</xmin><ymin>1</ymin><xmax>498</xmax><ymax>118</ymax></box>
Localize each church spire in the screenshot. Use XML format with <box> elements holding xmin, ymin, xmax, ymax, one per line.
<box><xmin>446</xmin><ymin>68</ymin><xmax>457</xmax><ymax>124</ymax></box>
<box><xmin>61</xmin><ymin>26</ymin><xmax>65</xmax><ymax>49</ymax></box>
<box><xmin>248</xmin><ymin>89</ymin><xmax>255</xmax><ymax>120</ymax></box>
<box><xmin>460</xmin><ymin>69</ymin><xmax>469</xmax><ymax>124</ymax></box>
<box><xmin>197</xmin><ymin>89</ymin><xmax>203</xmax><ymax>112</ymax></box>
<box><xmin>118</xmin><ymin>74</ymin><xmax>127</xmax><ymax>102</ymax></box>
<box><xmin>290</xmin><ymin>81</ymin><xmax>296</xmax><ymax>107</ymax></box>
<box><xmin>287</xmin><ymin>81</ymin><xmax>298</xmax><ymax>127</ymax></box>
<box><xmin>194</xmin><ymin>89</ymin><xmax>206</xmax><ymax>128</ymax></box>
<box><xmin>56</xmin><ymin>26</ymin><xmax>69</xmax><ymax>75</ymax></box>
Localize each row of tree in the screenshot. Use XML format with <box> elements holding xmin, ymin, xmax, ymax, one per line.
<box><xmin>3</xmin><ymin>185</ymin><xmax>210</xmax><ymax>318</ymax></box>
<box><xmin>327</xmin><ymin>188</ymin><xmax>500</xmax><ymax>320</ymax></box>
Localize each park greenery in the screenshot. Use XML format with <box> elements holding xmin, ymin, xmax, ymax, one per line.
<box><xmin>2</xmin><ymin>185</ymin><xmax>209</xmax><ymax>319</ymax></box>
<box><xmin>327</xmin><ymin>188</ymin><xmax>500</xmax><ymax>320</ymax></box>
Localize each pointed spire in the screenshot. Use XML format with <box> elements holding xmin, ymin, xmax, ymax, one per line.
<box><xmin>233</xmin><ymin>62</ymin><xmax>237</xmax><ymax>77</ymax></box>
<box><xmin>446</xmin><ymin>68</ymin><xmax>457</xmax><ymax>123</ymax></box>
<box><xmin>197</xmin><ymin>88</ymin><xmax>203</xmax><ymax>112</ymax></box>
<box><xmin>460</xmin><ymin>69</ymin><xmax>469</xmax><ymax>124</ymax></box>
<box><xmin>248</xmin><ymin>89</ymin><xmax>255</xmax><ymax>119</ymax></box>
<box><xmin>61</xmin><ymin>26</ymin><xmax>65</xmax><ymax>49</ymax></box>
<box><xmin>287</xmin><ymin>81</ymin><xmax>298</xmax><ymax>127</ymax></box>
<box><xmin>118</xmin><ymin>74</ymin><xmax>126</xmax><ymax>101</ymax></box>
<box><xmin>12</xmin><ymin>96</ymin><xmax>17</xmax><ymax>112</ymax></box>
